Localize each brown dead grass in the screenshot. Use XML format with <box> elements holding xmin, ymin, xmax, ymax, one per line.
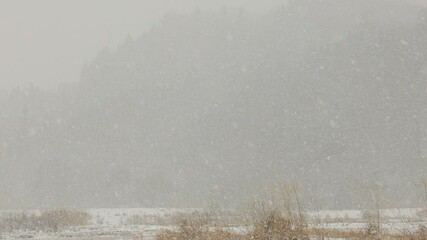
<box><xmin>306</xmin><ymin>228</ymin><xmax>366</xmax><ymax>239</ymax></box>
<box><xmin>156</xmin><ymin>227</ymin><xmax>427</xmax><ymax>240</ymax></box>
<box><xmin>156</xmin><ymin>229</ymin><xmax>245</xmax><ymax>240</ymax></box>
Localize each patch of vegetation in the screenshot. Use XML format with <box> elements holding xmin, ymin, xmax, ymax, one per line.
<box><xmin>0</xmin><ymin>208</ymin><xmax>90</xmax><ymax>232</ymax></box>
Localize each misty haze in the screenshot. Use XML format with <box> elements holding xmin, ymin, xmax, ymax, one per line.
<box><xmin>0</xmin><ymin>0</ymin><xmax>426</xmax><ymax>239</ymax></box>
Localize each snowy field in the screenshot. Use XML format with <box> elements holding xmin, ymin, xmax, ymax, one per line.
<box><xmin>0</xmin><ymin>208</ymin><xmax>426</xmax><ymax>239</ymax></box>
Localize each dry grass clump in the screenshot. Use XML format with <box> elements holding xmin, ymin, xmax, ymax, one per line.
<box><xmin>0</xmin><ymin>208</ymin><xmax>90</xmax><ymax>232</ymax></box>
<box><xmin>308</xmin><ymin>228</ymin><xmax>421</xmax><ymax>240</ymax></box>
<box><xmin>125</xmin><ymin>214</ymin><xmax>147</xmax><ymax>225</ymax></box>
<box><xmin>132</xmin><ymin>234</ymin><xmax>144</xmax><ymax>240</ymax></box>
<box><xmin>40</xmin><ymin>208</ymin><xmax>90</xmax><ymax>228</ymax></box>
<box><xmin>248</xmin><ymin>203</ymin><xmax>308</xmax><ymax>240</ymax></box>
<box><xmin>308</xmin><ymin>228</ymin><xmax>365</xmax><ymax>239</ymax></box>
<box><xmin>0</xmin><ymin>212</ymin><xmax>40</xmax><ymax>232</ymax></box>
<box><xmin>156</xmin><ymin>213</ymin><xmax>245</xmax><ymax>240</ymax></box>
<box><xmin>156</xmin><ymin>228</ymin><xmax>244</xmax><ymax>240</ymax></box>
<box><xmin>156</xmin><ymin>183</ymin><xmax>311</xmax><ymax>240</ymax></box>
<box><xmin>402</xmin><ymin>224</ymin><xmax>427</xmax><ymax>240</ymax></box>
<box><xmin>246</xmin><ymin>183</ymin><xmax>308</xmax><ymax>240</ymax></box>
<box><xmin>155</xmin><ymin>208</ymin><xmax>309</xmax><ymax>240</ymax></box>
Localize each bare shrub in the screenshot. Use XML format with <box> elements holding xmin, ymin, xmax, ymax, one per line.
<box><xmin>362</xmin><ymin>210</ymin><xmax>381</xmax><ymax>239</ymax></box>
<box><xmin>156</xmin><ymin>183</ymin><xmax>309</xmax><ymax>240</ymax></box>
<box><xmin>0</xmin><ymin>209</ymin><xmax>90</xmax><ymax>233</ymax></box>
<box><xmin>400</xmin><ymin>224</ymin><xmax>427</xmax><ymax>240</ymax></box>
<box><xmin>125</xmin><ymin>214</ymin><xmax>147</xmax><ymax>225</ymax></box>
<box><xmin>156</xmin><ymin>228</ymin><xmax>243</xmax><ymax>240</ymax></box>
<box><xmin>249</xmin><ymin>204</ymin><xmax>308</xmax><ymax>240</ymax></box>
<box><xmin>0</xmin><ymin>212</ymin><xmax>39</xmax><ymax>232</ymax></box>
<box><xmin>132</xmin><ymin>234</ymin><xmax>144</xmax><ymax>240</ymax></box>
<box><xmin>155</xmin><ymin>209</ymin><xmax>247</xmax><ymax>240</ymax></box>
<box><xmin>39</xmin><ymin>208</ymin><xmax>90</xmax><ymax>231</ymax></box>
<box><xmin>250</xmin><ymin>207</ymin><xmax>304</xmax><ymax>240</ymax></box>
<box><xmin>414</xmin><ymin>224</ymin><xmax>427</xmax><ymax>239</ymax></box>
<box><xmin>246</xmin><ymin>183</ymin><xmax>308</xmax><ymax>240</ymax></box>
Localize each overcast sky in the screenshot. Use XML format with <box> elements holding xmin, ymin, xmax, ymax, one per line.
<box><xmin>0</xmin><ymin>0</ymin><xmax>288</xmax><ymax>91</ymax></box>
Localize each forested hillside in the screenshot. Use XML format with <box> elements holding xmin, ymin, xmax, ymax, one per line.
<box><xmin>1</xmin><ymin>0</ymin><xmax>426</xmax><ymax>209</ymax></box>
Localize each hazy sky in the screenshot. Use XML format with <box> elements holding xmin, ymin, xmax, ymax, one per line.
<box><xmin>0</xmin><ymin>0</ymin><xmax>287</xmax><ymax>91</ymax></box>
<box><xmin>2</xmin><ymin>0</ymin><xmax>426</xmax><ymax>91</ymax></box>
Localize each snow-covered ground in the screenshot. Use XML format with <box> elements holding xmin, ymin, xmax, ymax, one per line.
<box><xmin>306</xmin><ymin>208</ymin><xmax>425</xmax><ymax>222</ymax></box>
<box><xmin>87</xmin><ymin>208</ymin><xmax>200</xmax><ymax>226</ymax></box>
<box><xmin>0</xmin><ymin>208</ymin><xmax>425</xmax><ymax>239</ymax></box>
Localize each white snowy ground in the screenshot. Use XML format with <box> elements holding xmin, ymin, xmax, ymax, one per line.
<box><xmin>0</xmin><ymin>208</ymin><xmax>425</xmax><ymax>239</ymax></box>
